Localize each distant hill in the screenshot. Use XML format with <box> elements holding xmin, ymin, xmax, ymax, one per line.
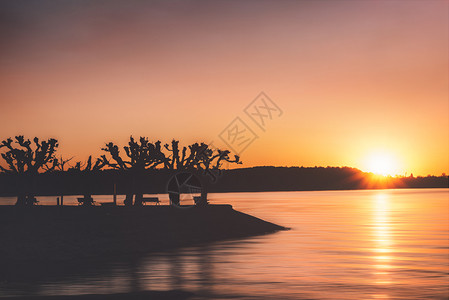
<box><xmin>209</xmin><ymin>166</ymin><xmax>448</xmax><ymax>192</ymax></box>
<box><xmin>0</xmin><ymin>166</ymin><xmax>447</xmax><ymax>197</ymax></box>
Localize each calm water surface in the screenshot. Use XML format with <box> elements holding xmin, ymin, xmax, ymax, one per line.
<box><xmin>1</xmin><ymin>189</ymin><xmax>448</xmax><ymax>299</ymax></box>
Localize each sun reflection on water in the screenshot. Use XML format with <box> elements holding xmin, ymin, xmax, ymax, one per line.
<box><xmin>372</xmin><ymin>193</ymin><xmax>394</xmax><ymax>290</ymax></box>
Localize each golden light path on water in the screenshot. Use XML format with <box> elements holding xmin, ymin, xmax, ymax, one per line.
<box><xmin>372</xmin><ymin>193</ymin><xmax>393</xmax><ymax>297</ymax></box>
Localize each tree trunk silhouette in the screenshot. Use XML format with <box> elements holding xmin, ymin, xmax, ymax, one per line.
<box><xmin>133</xmin><ymin>170</ymin><xmax>144</xmax><ymax>206</ymax></box>
<box><xmin>16</xmin><ymin>194</ymin><xmax>26</xmax><ymax>206</ymax></box>
<box><xmin>197</xmin><ymin>173</ymin><xmax>209</xmax><ymax>207</ymax></box>
<box><xmin>16</xmin><ymin>173</ymin><xmax>37</xmax><ymax>206</ymax></box>
<box><xmin>124</xmin><ymin>193</ymin><xmax>133</xmax><ymax>206</ymax></box>
<box><xmin>169</xmin><ymin>193</ymin><xmax>180</xmax><ymax>206</ymax></box>
<box><xmin>15</xmin><ymin>175</ymin><xmax>26</xmax><ymax>206</ymax></box>
<box><xmin>134</xmin><ymin>193</ymin><xmax>143</xmax><ymax>206</ymax></box>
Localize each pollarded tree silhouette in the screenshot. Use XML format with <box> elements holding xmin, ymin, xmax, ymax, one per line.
<box><xmin>163</xmin><ymin>140</ymin><xmax>241</xmax><ymax>206</ymax></box>
<box><xmin>101</xmin><ymin>136</ymin><xmax>165</xmax><ymax>206</ymax></box>
<box><xmin>52</xmin><ymin>156</ymin><xmax>73</xmax><ymax>172</ymax></box>
<box><xmin>163</xmin><ymin>140</ymin><xmax>241</xmax><ymax>171</ymax></box>
<box><xmin>100</xmin><ymin>137</ymin><xmax>241</xmax><ymax>206</ymax></box>
<box><xmin>69</xmin><ymin>156</ymin><xmax>105</xmax><ymax>206</ymax></box>
<box><xmin>0</xmin><ymin>136</ymin><xmax>58</xmax><ymax>205</ymax></box>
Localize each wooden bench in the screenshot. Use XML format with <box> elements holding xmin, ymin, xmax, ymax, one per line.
<box><xmin>77</xmin><ymin>197</ymin><xmax>96</xmax><ymax>206</ymax></box>
<box><xmin>142</xmin><ymin>197</ymin><xmax>160</xmax><ymax>205</ymax></box>
<box><xmin>26</xmin><ymin>196</ymin><xmax>39</xmax><ymax>206</ymax></box>
<box><xmin>193</xmin><ymin>196</ymin><xmax>209</xmax><ymax>205</ymax></box>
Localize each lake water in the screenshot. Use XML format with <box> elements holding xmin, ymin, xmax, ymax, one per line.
<box><xmin>1</xmin><ymin>188</ymin><xmax>448</xmax><ymax>299</ymax></box>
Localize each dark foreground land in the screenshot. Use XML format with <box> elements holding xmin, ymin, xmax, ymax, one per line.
<box><xmin>0</xmin><ymin>205</ymin><xmax>286</xmax><ymax>299</ymax></box>
<box><xmin>0</xmin><ymin>205</ymin><xmax>286</xmax><ymax>283</ymax></box>
<box><xmin>0</xmin><ymin>291</ymin><xmax>194</xmax><ymax>300</ymax></box>
<box><xmin>0</xmin><ymin>205</ymin><xmax>285</xmax><ymax>262</ymax></box>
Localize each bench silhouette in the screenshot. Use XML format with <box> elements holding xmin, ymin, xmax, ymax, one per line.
<box><xmin>193</xmin><ymin>196</ymin><xmax>209</xmax><ymax>205</ymax></box>
<box><xmin>77</xmin><ymin>196</ymin><xmax>95</xmax><ymax>206</ymax></box>
<box><xmin>142</xmin><ymin>197</ymin><xmax>160</xmax><ymax>205</ymax></box>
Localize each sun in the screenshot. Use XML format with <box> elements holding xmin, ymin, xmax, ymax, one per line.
<box><xmin>363</xmin><ymin>151</ymin><xmax>401</xmax><ymax>176</ymax></box>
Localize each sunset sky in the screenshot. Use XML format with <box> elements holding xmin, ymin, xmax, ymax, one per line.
<box><xmin>0</xmin><ymin>0</ymin><xmax>448</xmax><ymax>176</ymax></box>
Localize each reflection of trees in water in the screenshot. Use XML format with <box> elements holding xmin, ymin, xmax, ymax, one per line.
<box><xmin>0</xmin><ymin>245</ymin><xmax>218</xmax><ymax>298</ymax></box>
<box><xmin>126</xmin><ymin>258</ymin><xmax>142</xmax><ymax>293</ymax></box>
<box><xmin>169</xmin><ymin>252</ymin><xmax>184</xmax><ymax>290</ymax></box>
<box><xmin>138</xmin><ymin>246</ymin><xmax>216</xmax><ymax>297</ymax></box>
<box><xmin>118</xmin><ymin>246</ymin><xmax>217</xmax><ymax>297</ymax></box>
<box><xmin>196</xmin><ymin>245</ymin><xmax>214</xmax><ymax>297</ymax></box>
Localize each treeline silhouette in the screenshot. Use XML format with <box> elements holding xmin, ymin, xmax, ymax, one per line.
<box><xmin>0</xmin><ymin>166</ymin><xmax>446</xmax><ymax>198</ymax></box>
<box><xmin>0</xmin><ymin>135</ymin><xmax>241</xmax><ymax>205</ymax></box>
<box><xmin>0</xmin><ymin>136</ymin><xmax>447</xmax><ymax>203</ymax></box>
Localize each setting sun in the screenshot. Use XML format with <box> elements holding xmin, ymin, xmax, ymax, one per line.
<box><xmin>364</xmin><ymin>152</ymin><xmax>402</xmax><ymax>176</ymax></box>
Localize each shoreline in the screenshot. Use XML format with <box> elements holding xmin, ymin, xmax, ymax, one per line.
<box><xmin>0</xmin><ymin>186</ymin><xmax>447</xmax><ymax>199</ymax></box>
<box><xmin>0</xmin><ymin>167</ymin><xmax>447</xmax><ymax>198</ymax></box>
<box><xmin>0</xmin><ymin>205</ymin><xmax>287</xmax><ymax>267</ymax></box>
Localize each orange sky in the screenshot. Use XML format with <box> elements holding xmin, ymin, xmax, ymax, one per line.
<box><xmin>0</xmin><ymin>0</ymin><xmax>448</xmax><ymax>176</ymax></box>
